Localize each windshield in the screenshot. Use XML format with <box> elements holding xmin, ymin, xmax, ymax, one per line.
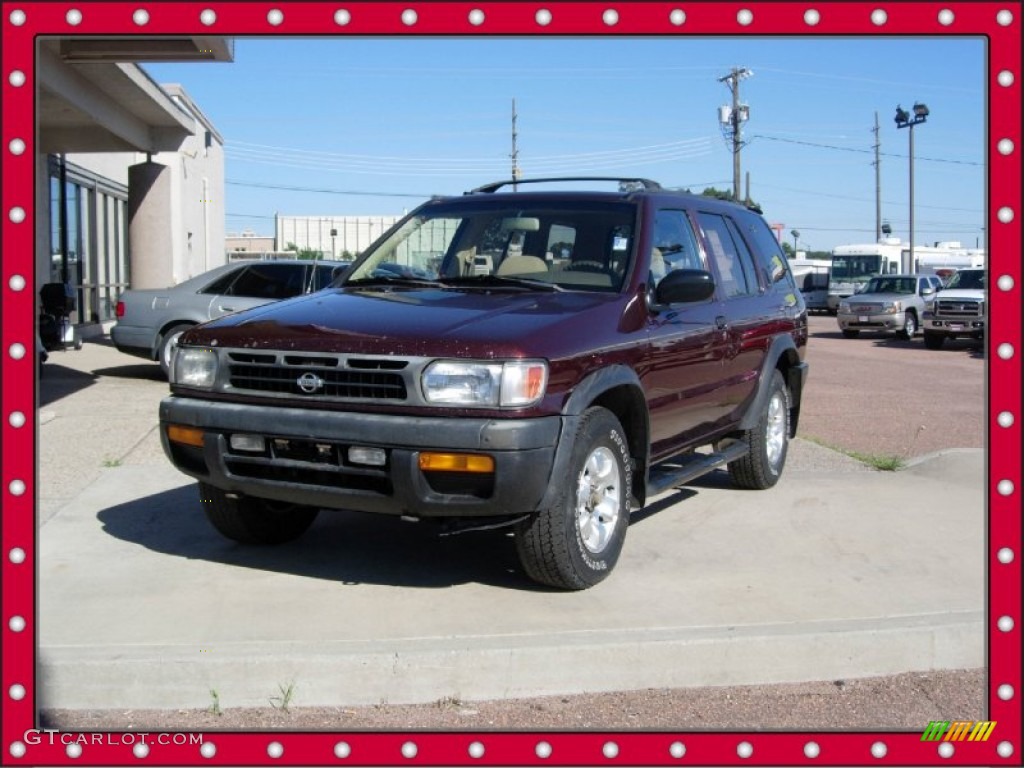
<box><xmin>863</xmin><ymin>276</ymin><xmax>916</xmax><ymax>294</ymax></box>
<box><xmin>831</xmin><ymin>255</ymin><xmax>882</xmax><ymax>280</ymax></box>
<box><xmin>946</xmin><ymin>270</ymin><xmax>985</xmax><ymax>290</ymax></box>
<box><xmin>339</xmin><ymin>199</ymin><xmax>637</xmax><ymax>293</ymax></box>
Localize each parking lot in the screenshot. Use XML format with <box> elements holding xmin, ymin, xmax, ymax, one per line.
<box><xmin>34</xmin><ymin>317</ymin><xmax>986</xmax><ymax>725</ymax></box>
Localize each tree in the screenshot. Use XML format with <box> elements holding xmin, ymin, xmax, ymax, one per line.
<box><xmin>284</xmin><ymin>242</ymin><xmax>324</xmax><ymax>261</ymax></box>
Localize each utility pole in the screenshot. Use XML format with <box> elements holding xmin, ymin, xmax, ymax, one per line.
<box><xmin>510</xmin><ymin>98</ymin><xmax>521</xmax><ymax>190</ymax></box>
<box><xmin>872</xmin><ymin>112</ymin><xmax>882</xmax><ymax>243</ymax></box>
<box><xmin>718</xmin><ymin>67</ymin><xmax>752</xmax><ymax>202</ymax></box>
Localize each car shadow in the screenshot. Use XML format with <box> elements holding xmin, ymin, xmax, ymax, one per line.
<box><xmin>93</xmin><ymin>363</ymin><xmax>165</xmax><ymax>382</ymax></box>
<box><xmin>38</xmin><ymin>362</ymin><xmax>99</xmax><ymax>406</ymax></box>
<box><xmin>96</xmin><ymin>485</ymin><xmax>543</xmax><ymax>591</ymax></box>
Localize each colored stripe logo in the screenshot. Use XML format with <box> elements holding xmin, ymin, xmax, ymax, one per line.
<box><xmin>921</xmin><ymin>721</ymin><xmax>996</xmax><ymax>742</ymax></box>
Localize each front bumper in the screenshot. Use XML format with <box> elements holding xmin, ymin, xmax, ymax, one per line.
<box><xmin>837</xmin><ymin>310</ymin><xmax>907</xmax><ymax>332</ymax></box>
<box><xmin>926</xmin><ymin>317</ymin><xmax>986</xmax><ymax>335</ymax></box>
<box><xmin>160</xmin><ymin>396</ymin><xmax>562</xmax><ymax>518</ymax></box>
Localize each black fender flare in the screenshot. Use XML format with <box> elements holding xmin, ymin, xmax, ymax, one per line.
<box><xmin>536</xmin><ymin>365</ymin><xmax>649</xmax><ymax>511</ymax></box>
<box><xmin>737</xmin><ymin>335</ymin><xmax>808</xmax><ymax>435</ymax></box>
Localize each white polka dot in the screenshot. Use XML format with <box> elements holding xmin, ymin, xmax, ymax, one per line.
<box><xmin>997</xmin><ymin>741</ymin><xmax>1014</xmax><ymax>758</ymax></box>
<box><xmin>9</xmin><ymin>9</ymin><xmax>26</xmax><ymax>25</ymax></box>
<box><xmin>66</xmin><ymin>8</ymin><xmax>82</xmax><ymax>25</ymax></box>
<box><xmin>401</xmin><ymin>742</ymin><xmax>417</xmax><ymax>758</ymax></box>
<box><xmin>804</xmin><ymin>741</ymin><xmax>820</xmax><ymax>758</ymax></box>
<box><xmin>9</xmin><ymin>616</ymin><xmax>26</xmax><ymax>632</ymax></box>
<box><xmin>10</xmin><ymin>412</ymin><xmax>27</xmax><ymax>428</ymax></box>
<box><xmin>997</xmin><ymin>547</ymin><xmax>1015</xmax><ymax>563</ymax></box>
<box><xmin>737</xmin><ymin>741</ymin><xmax>753</xmax><ymax>758</ymax></box>
<box><xmin>536</xmin><ymin>741</ymin><xmax>552</xmax><ymax>759</ymax></box>
<box><xmin>669</xmin><ymin>9</ymin><xmax>686</xmax><ymax>25</ymax></box>
<box><xmin>871</xmin><ymin>741</ymin><xmax>887</xmax><ymax>758</ymax></box>
<box><xmin>9</xmin><ymin>684</ymin><xmax>26</xmax><ymax>700</ymax></box>
<box><xmin>9</xmin><ymin>479</ymin><xmax>26</xmax><ymax>496</ymax></box>
<box><xmin>66</xmin><ymin>743</ymin><xmax>82</xmax><ymax>759</ymax></box>
<box><xmin>334</xmin><ymin>9</ymin><xmax>351</xmax><ymax>25</ymax></box>
<box><xmin>871</xmin><ymin>9</ymin><xmax>888</xmax><ymax>25</ymax></box>
<box><xmin>998</xmin><ymin>683</ymin><xmax>1014</xmax><ymax>700</ymax></box>
<box><xmin>200</xmin><ymin>742</ymin><xmax>216</xmax><ymax>758</ymax></box>
<box><xmin>997</xmin><ymin>275</ymin><xmax>1014</xmax><ymax>291</ymax></box>
<box><xmin>938</xmin><ymin>9</ymin><xmax>954</xmax><ymax>25</ymax></box>
<box><xmin>133</xmin><ymin>743</ymin><xmax>149</xmax><ymax>758</ymax></box>
<box><xmin>9</xmin><ymin>207</ymin><xmax>25</xmax><ymax>224</ymax></box>
<box><xmin>9</xmin><ymin>343</ymin><xmax>26</xmax><ymax>360</ymax></box>
<box><xmin>468</xmin><ymin>9</ymin><xmax>484</xmax><ymax>25</ymax></box>
<box><xmin>267</xmin><ymin>9</ymin><xmax>283</xmax><ymax>25</ymax></box>
<box><xmin>997</xmin><ymin>206</ymin><xmax>1015</xmax><ymax>223</ymax></box>
<box><xmin>334</xmin><ymin>742</ymin><xmax>351</xmax><ymax>758</ymax></box>
<box><xmin>401</xmin><ymin>9</ymin><xmax>417</xmax><ymax>25</ymax></box>
<box><xmin>669</xmin><ymin>742</ymin><xmax>686</xmax><ymax>758</ymax></box>
<box><xmin>536</xmin><ymin>9</ymin><xmax>552</xmax><ymax>26</ymax></box>
<box><xmin>997</xmin><ymin>615</ymin><xmax>1014</xmax><ymax>632</ymax></box>
<box><xmin>938</xmin><ymin>741</ymin><xmax>954</xmax><ymax>758</ymax></box>
<box><xmin>9</xmin><ymin>742</ymin><xmax>26</xmax><ymax>758</ymax></box>
<box><xmin>9</xmin><ymin>274</ymin><xmax>26</xmax><ymax>291</ymax></box>
<box><xmin>997</xmin><ymin>138</ymin><xmax>1014</xmax><ymax>155</ymax></box>
<box><xmin>9</xmin><ymin>138</ymin><xmax>26</xmax><ymax>155</ymax></box>
<box><xmin>998</xmin><ymin>480</ymin><xmax>1015</xmax><ymax>496</ymax></box>
<box><xmin>603</xmin><ymin>9</ymin><xmax>619</xmax><ymax>26</ymax></box>
<box><xmin>603</xmin><ymin>741</ymin><xmax>619</xmax><ymax>758</ymax></box>
<box><xmin>997</xmin><ymin>9</ymin><xmax>1014</xmax><ymax>26</ymax></box>
<box><xmin>9</xmin><ymin>70</ymin><xmax>26</xmax><ymax>87</ymax></box>
<box><xmin>998</xmin><ymin>70</ymin><xmax>1015</xmax><ymax>87</ymax></box>
<box><xmin>804</xmin><ymin>9</ymin><xmax>820</xmax><ymax>26</ymax></box>
<box><xmin>200</xmin><ymin>8</ymin><xmax>216</xmax><ymax>25</ymax></box>
<box><xmin>737</xmin><ymin>9</ymin><xmax>753</xmax><ymax>25</ymax></box>
<box><xmin>9</xmin><ymin>547</ymin><xmax>26</xmax><ymax>564</ymax></box>
<box><xmin>998</xmin><ymin>343</ymin><xmax>1014</xmax><ymax>360</ymax></box>
<box><xmin>468</xmin><ymin>741</ymin><xmax>485</xmax><ymax>758</ymax></box>
<box><xmin>267</xmin><ymin>741</ymin><xmax>283</xmax><ymax>758</ymax></box>
<box><xmin>133</xmin><ymin>9</ymin><xmax>149</xmax><ymax>25</ymax></box>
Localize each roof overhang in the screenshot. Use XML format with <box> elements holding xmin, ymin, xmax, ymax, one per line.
<box><xmin>37</xmin><ymin>37</ymin><xmax>232</xmax><ymax>154</ymax></box>
<box><xmin>58</xmin><ymin>36</ymin><xmax>233</xmax><ymax>63</ymax></box>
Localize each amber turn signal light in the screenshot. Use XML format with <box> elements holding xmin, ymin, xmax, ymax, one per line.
<box><xmin>418</xmin><ymin>452</ymin><xmax>495</xmax><ymax>473</ymax></box>
<box><xmin>166</xmin><ymin>424</ymin><xmax>204</xmax><ymax>447</ymax></box>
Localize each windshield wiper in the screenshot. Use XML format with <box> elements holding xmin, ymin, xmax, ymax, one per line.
<box><xmin>440</xmin><ymin>275</ymin><xmax>563</xmax><ymax>292</ymax></box>
<box><xmin>344</xmin><ymin>275</ymin><xmax>440</xmax><ymax>289</ymax></box>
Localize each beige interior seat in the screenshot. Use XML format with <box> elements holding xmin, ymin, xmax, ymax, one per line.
<box><xmin>497</xmin><ymin>255</ymin><xmax>548</xmax><ymax>276</ymax></box>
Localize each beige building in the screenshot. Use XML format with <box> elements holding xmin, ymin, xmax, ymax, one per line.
<box><xmin>35</xmin><ymin>37</ymin><xmax>232</xmax><ymax>333</ymax></box>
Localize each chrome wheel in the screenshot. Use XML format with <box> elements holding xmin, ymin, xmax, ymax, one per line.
<box><xmin>575</xmin><ymin>446</ymin><xmax>622</xmax><ymax>554</ymax></box>
<box><xmin>765</xmin><ymin>390</ymin><xmax>787</xmax><ymax>469</ymax></box>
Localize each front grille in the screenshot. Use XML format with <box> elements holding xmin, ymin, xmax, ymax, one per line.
<box><xmin>226</xmin><ymin>352</ymin><xmax>409</xmax><ymax>401</ymax></box>
<box><xmin>935</xmin><ymin>299</ymin><xmax>982</xmax><ymax>319</ymax></box>
<box><xmin>851</xmin><ymin>303</ymin><xmax>881</xmax><ymax>313</ymax></box>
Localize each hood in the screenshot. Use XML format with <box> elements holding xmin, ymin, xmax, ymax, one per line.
<box><xmin>935</xmin><ymin>288</ymin><xmax>985</xmax><ymax>300</ymax></box>
<box><xmin>848</xmin><ymin>292</ymin><xmax>914</xmax><ymax>303</ymax></box>
<box><xmin>185</xmin><ymin>285</ymin><xmax>626</xmax><ymax>359</ymax></box>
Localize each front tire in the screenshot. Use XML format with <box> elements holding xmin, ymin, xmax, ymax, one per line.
<box><xmin>515</xmin><ymin>407</ymin><xmax>632</xmax><ymax>590</ymax></box>
<box><xmin>199</xmin><ymin>483</ymin><xmax>319</xmax><ymax>544</ymax></box>
<box><xmin>729</xmin><ymin>369</ymin><xmax>791</xmax><ymax>490</ymax></box>
<box><xmin>900</xmin><ymin>311</ymin><xmax>918</xmax><ymax>340</ymax></box>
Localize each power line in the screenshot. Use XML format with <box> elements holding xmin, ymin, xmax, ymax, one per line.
<box><xmin>751</xmin><ymin>134</ymin><xmax>982</xmax><ymax>166</ymax></box>
<box><xmin>226</xmin><ymin>180</ymin><xmax>435</xmax><ymax>198</ymax></box>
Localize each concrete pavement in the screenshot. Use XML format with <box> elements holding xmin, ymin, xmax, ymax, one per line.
<box><xmin>35</xmin><ymin>339</ymin><xmax>985</xmax><ymax>711</ymax></box>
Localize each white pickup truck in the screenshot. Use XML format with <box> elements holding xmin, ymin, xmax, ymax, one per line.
<box><xmin>923</xmin><ymin>268</ymin><xmax>986</xmax><ymax>350</ymax></box>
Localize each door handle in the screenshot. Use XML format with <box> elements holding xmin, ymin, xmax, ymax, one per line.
<box><xmin>218</xmin><ymin>306</ymin><xmax>235</xmax><ymax>312</ymax></box>
<box><xmin>715</xmin><ymin>315</ymin><xmax>728</xmax><ymax>330</ymax></box>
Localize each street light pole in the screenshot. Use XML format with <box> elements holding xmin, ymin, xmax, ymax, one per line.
<box><xmin>895</xmin><ymin>103</ymin><xmax>929</xmax><ymax>274</ymax></box>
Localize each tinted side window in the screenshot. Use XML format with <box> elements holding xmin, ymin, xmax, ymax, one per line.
<box><xmin>741</xmin><ymin>214</ymin><xmax>795</xmax><ymax>290</ymax></box>
<box><xmin>652</xmin><ymin>209</ymin><xmax>703</xmax><ymax>286</ymax></box>
<box><xmin>201</xmin><ymin>266</ymin><xmax>245</xmax><ymax>295</ymax></box>
<box><xmin>226</xmin><ymin>263</ymin><xmax>306</xmax><ymax>300</ymax></box>
<box><xmin>724</xmin><ymin>218</ymin><xmax>760</xmax><ymax>293</ymax></box>
<box><xmin>695</xmin><ymin>212</ymin><xmax>754</xmax><ymax>297</ymax></box>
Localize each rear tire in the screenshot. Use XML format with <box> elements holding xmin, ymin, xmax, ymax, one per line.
<box><xmin>515</xmin><ymin>407</ymin><xmax>631</xmax><ymax>590</ymax></box>
<box><xmin>199</xmin><ymin>483</ymin><xmax>319</xmax><ymax>545</ymax></box>
<box><xmin>729</xmin><ymin>369</ymin><xmax>791</xmax><ymax>490</ymax></box>
<box><xmin>924</xmin><ymin>331</ymin><xmax>945</xmax><ymax>350</ymax></box>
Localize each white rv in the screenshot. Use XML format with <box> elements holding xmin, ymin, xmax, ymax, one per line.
<box><xmin>788</xmin><ymin>258</ymin><xmax>830</xmax><ymax>312</ymax></box>
<box><xmin>828</xmin><ymin>240</ymin><xmax>903</xmax><ymax>312</ymax></box>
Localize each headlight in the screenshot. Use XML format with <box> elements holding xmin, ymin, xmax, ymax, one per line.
<box><xmin>422</xmin><ymin>360</ymin><xmax>547</xmax><ymax>407</ymax></box>
<box><xmin>883</xmin><ymin>301</ymin><xmax>902</xmax><ymax>314</ymax></box>
<box><xmin>838</xmin><ymin>301</ymin><xmax>850</xmax><ymax>313</ymax></box>
<box><xmin>172</xmin><ymin>347</ymin><xmax>218</xmax><ymax>388</ymax></box>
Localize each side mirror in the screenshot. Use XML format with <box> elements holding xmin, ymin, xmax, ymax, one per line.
<box><xmin>654</xmin><ymin>269</ymin><xmax>716</xmax><ymax>305</ymax></box>
<box><xmin>921</xmin><ymin>287</ymin><xmax>935</xmax><ymax>296</ymax></box>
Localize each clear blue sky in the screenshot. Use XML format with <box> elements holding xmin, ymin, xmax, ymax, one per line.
<box><xmin>144</xmin><ymin>36</ymin><xmax>986</xmax><ymax>253</ymax></box>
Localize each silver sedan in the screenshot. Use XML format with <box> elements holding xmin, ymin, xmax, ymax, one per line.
<box><xmin>112</xmin><ymin>259</ymin><xmax>349</xmax><ymax>374</ymax></box>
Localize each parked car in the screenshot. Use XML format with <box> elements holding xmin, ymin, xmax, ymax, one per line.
<box><xmin>923</xmin><ymin>267</ymin><xmax>986</xmax><ymax>349</ymax></box>
<box><xmin>112</xmin><ymin>259</ymin><xmax>349</xmax><ymax>374</ymax></box>
<box><xmin>836</xmin><ymin>273</ymin><xmax>941</xmax><ymax>340</ymax></box>
<box><xmin>159</xmin><ymin>178</ymin><xmax>808</xmax><ymax>590</ymax></box>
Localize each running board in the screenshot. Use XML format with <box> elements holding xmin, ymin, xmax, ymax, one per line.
<box><xmin>646</xmin><ymin>441</ymin><xmax>750</xmax><ymax>496</ymax></box>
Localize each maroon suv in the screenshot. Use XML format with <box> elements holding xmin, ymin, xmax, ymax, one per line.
<box><xmin>160</xmin><ymin>178</ymin><xmax>809</xmax><ymax>590</ymax></box>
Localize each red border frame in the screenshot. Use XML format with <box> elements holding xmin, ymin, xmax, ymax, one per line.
<box><xmin>2</xmin><ymin>2</ymin><xmax>1021</xmax><ymax>766</ymax></box>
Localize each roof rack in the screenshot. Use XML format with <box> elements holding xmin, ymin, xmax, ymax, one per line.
<box><xmin>468</xmin><ymin>176</ymin><xmax>662</xmax><ymax>194</ymax></box>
